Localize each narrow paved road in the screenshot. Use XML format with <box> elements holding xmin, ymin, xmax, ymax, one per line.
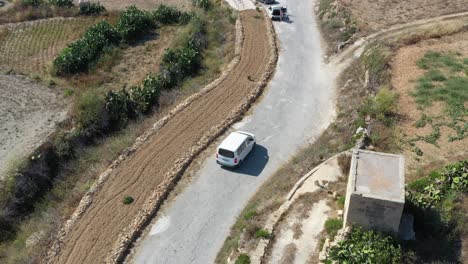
<box><xmin>132</xmin><ymin>0</ymin><xmax>336</xmax><ymax>263</ymax></box>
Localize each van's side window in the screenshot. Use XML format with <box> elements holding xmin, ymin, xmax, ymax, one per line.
<box><xmin>237</xmin><ymin>141</ymin><xmax>247</xmax><ymax>154</ymax></box>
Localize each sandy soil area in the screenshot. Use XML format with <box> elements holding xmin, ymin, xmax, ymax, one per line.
<box><xmin>51</xmin><ymin>10</ymin><xmax>271</xmax><ymax>264</ymax></box>
<box><xmin>341</xmin><ymin>0</ymin><xmax>468</xmax><ymax>31</ymax></box>
<box><xmin>0</xmin><ymin>73</ymin><xmax>67</xmax><ymax>179</ymax></box>
<box><xmin>391</xmin><ymin>31</ymin><xmax>468</xmax><ymax>179</ymax></box>
<box><xmin>79</xmin><ymin>0</ymin><xmax>191</xmax><ymax>10</ymax></box>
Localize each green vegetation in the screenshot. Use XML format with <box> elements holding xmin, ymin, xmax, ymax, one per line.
<box><xmin>358</xmin><ymin>87</ymin><xmax>398</xmax><ymax>126</ymax></box>
<box><xmin>404</xmin><ymin>161</ymin><xmax>467</xmax><ymax>262</ymax></box>
<box><xmin>254</xmin><ymin>229</ymin><xmax>271</xmax><ymax>239</ymax></box>
<box><xmin>318</xmin><ymin>0</ymin><xmax>333</xmax><ymax>16</ymax></box>
<box><xmin>324</xmin><ymin>218</ymin><xmax>342</xmax><ymax>239</ymax></box>
<box><xmin>235</xmin><ymin>254</ymin><xmax>251</xmax><ymax>264</ymax></box>
<box><xmin>153</xmin><ymin>4</ymin><xmax>193</xmax><ymax>25</ymax></box>
<box><xmin>116</xmin><ymin>6</ymin><xmax>155</xmax><ymax>43</ymax></box>
<box><xmin>407</xmin><ymin>161</ymin><xmax>467</xmax><ymax>208</ymax></box>
<box><xmin>410</xmin><ymin>50</ymin><xmax>468</xmax><ymax>146</ymax></box>
<box><xmin>328</xmin><ymin>227</ymin><xmax>402</xmax><ymax>264</ymax></box>
<box><xmin>337</xmin><ymin>196</ymin><xmax>345</xmax><ymax>209</ymax></box>
<box><xmin>53</xmin><ymin>20</ymin><xmax>120</xmax><ymax>75</ymax></box>
<box><xmin>54</xmin><ymin>5</ymin><xmax>194</xmax><ymax>75</ymax></box>
<box><xmin>79</xmin><ymin>2</ymin><xmax>106</xmax><ymax>16</ymax></box>
<box><xmin>122</xmin><ymin>196</ymin><xmax>134</xmax><ymax>204</ymax></box>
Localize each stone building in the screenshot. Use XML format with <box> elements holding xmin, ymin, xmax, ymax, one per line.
<box><xmin>343</xmin><ymin>149</ymin><xmax>405</xmax><ymax>234</ymax></box>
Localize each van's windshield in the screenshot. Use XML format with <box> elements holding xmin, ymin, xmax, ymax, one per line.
<box><xmin>218</xmin><ymin>148</ymin><xmax>235</xmax><ymax>158</ymax></box>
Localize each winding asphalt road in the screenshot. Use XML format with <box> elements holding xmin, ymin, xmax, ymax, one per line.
<box><xmin>131</xmin><ymin>0</ymin><xmax>336</xmax><ymax>263</ymax></box>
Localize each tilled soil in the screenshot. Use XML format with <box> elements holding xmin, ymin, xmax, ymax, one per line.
<box><xmin>341</xmin><ymin>0</ymin><xmax>468</xmax><ymax>31</ymax></box>
<box><xmin>0</xmin><ymin>73</ymin><xmax>67</xmax><ymax>179</ymax></box>
<box><xmin>52</xmin><ymin>10</ymin><xmax>271</xmax><ymax>264</ymax></box>
<box><xmin>0</xmin><ymin>17</ymin><xmax>95</xmax><ymax>75</ymax></box>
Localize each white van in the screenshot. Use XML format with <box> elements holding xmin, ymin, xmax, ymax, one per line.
<box><xmin>216</xmin><ymin>131</ymin><xmax>256</xmax><ymax>167</ymax></box>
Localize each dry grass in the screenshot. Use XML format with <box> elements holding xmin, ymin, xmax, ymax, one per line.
<box><xmin>391</xmin><ymin>30</ymin><xmax>468</xmax><ymax>180</ymax></box>
<box><xmin>341</xmin><ymin>0</ymin><xmax>468</xmax><ymax>31</ymax></box>
<box><xmin>0</xmin><ymin>1</ymin><xmax>78</xmax><ymax>24</ymax></box>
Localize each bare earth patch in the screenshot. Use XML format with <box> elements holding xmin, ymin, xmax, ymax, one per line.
<box><xmin>0</xmin><ymin>73</ymin><xmax>67</xmax><ymax>179</ymax></box>
<box><xmin>391</xmin><ymin>31</ymin><xmax>468</xmax><ymax>180</ymax></box>
<box><xmin>341</xmin><ymin>0</ymin><xmax>468</xmax><ymax>31</ymax></box>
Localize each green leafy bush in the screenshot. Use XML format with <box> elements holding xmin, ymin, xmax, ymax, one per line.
<box><xmin>153</xmin><ymin>4</ymin><xmax>192</xmax><ymax>24</ymax></box>
<box><xmin>407</xmin><ymin>160</ymin><xmax>467</xmax><ymax>208</ymax></box>
<box><xmin>235</xmin><ymin>254</ymin><xmax>251</xmax><ymax>264</ymax></box>
<box><xmin>116</xmin><ymin>6</ymin><xmax>155</xmax><ymax>43</ymax></box>
<box><xmin>328</xmin><ymin>227</ymin><xmax>402</xmax><ymax>264</ymax></box>
<box><xmin>105</xmin><ymin>88</ymin><xmax>133</xmax><ymax>130</ymax></box>
<box><xmin>254</xmin><ymin>229</ymin><xmax>271</xmax><ymax>239</ymax></box>
<box><xmin>192</xmin><ymin>0</ymin><xmax>211</xmax><ymax>10</ymax></box>
<box><xmin>48</xmin><ymin>0</ymin><xmax>73</xmax><ymax>7</ymax></box>
<box><xmin>53</xmin><ymin>20</ymin><xmax>119</xmax><ymax>74</ymax></box>
<box><xmin>75</xmin><ymin>91</ymin><xmax>108</xmax><ymax>133</ymax></box>
<box><xmin>325</xmin><ymin>218</ymin><xmax>342</xmax><ymax>239</ymax></box>
<box><xmin>22</xmin><ymin>0</ymin><xmax>42</xmax><ymax>6</ymax></box>
<box><xmin>359</xmin><ymin>87</ymin><xmax>398</xmax><ymax>126</ymax></box>
<box><xmin>79</xmin><ymin>2</ymin><xmax>106</xmax><ymax>16</ymax></box>
<box><xmin>122</xmin><ymin>196</ymin><xmax>134</xmax><ymax>204</ymax></box>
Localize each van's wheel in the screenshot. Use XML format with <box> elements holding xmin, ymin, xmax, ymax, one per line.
<box><xmin>253</xmin><ymin>142</ymin><xmax>256</xmax><ymax>148</ymax></box>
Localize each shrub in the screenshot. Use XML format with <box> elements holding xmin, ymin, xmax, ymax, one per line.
<box><xmin>359</xmin><ymin>87</ymin><xmax>397</xmax><ymax>126</ymax></box>
<box><xmin>116</xmin><ymin>6</ymin><xmax>155</xmax><ymax>43</ymax></box>
<box><xmin>79</xmin><ymin>2</ymin><xmax>106</xmax><ymax>16</ymax></box>
<box><xmin>407</xmin><ymin>161</ymin><xmax>467</xmax><ymax>208</ymax></box>
<box><xmin>105</xmin><ymin>88</ymin><xmax>134</xmax><ymax>130</ymax></box>
<box><xmin>75</xmin><ymin>91</ymin><xmax>108</xmax><ymax>133</ymax></box>
<box><xmin>324</xmin><ymin>218</ymin><xmax>342</xmax><ymax>239</ymax></box>
<box><xmin>254</xmin><ymin>229</ymin><xmax>271</xmax><ymax>239</ymax></box>
<box><xmin>53</xmin><ymin>20</ymin><xmax>119</xmax><ymax>74</ymax></box>
<box><xmin>153</xmin><ymin>4</ymin><xmax>191</xmax><ymax>24</ymax></box>
<box><xmin>48</xmin><ymin>0</ymin><xmax>73</xmax><ymax>7</ymax></box>
<box><xmin>328</xmin><ymin>227</ymin><xmax>402</xmax><ymax>264</ymax></box>
<box><xmin>122</xmin><ymin>196</ymin><xmax>134</xmax><ymax>204</ymax></box>
<box><xmin>53</xmin><ymin>131</ymin><xmax>74</xmax><ymax>160</ymax></box>
<box><xmin>373</xmin><ymin>87</ymin><xmax>397</xmax><ymax>121</ymax></box>
<box><xmin>192</xmin><ymin>0</ymin><xmax>211</xmax><ymax>10</ymax></box>
<box><xmin>22</xmin><ymin>0</ymin><xmax>42</xmax><ymax>6</ymax></box>
<box><xmin>235</xmin><ymin>254</ymin><xmax>251</xmax><ymax>264</ymax></box>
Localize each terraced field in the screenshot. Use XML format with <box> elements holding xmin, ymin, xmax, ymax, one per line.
<box><xmin>0</xmin><ymin>18</ymin><xmax>95</xmax><ymax>75</ymax></box>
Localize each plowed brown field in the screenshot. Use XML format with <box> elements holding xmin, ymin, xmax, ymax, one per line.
<box><xmin>51</xmin><ymin>10</ymin><xmax>271</xmax><ymax>264</ymax></box>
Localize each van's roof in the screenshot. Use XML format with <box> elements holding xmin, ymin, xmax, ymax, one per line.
<box><xmin>218</xmin><ymin>132</ymin><xmax>249</xmax><ymax>151</ymax></box>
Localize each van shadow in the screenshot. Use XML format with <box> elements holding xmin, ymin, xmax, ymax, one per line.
<box><xmin>222</xmin><ymin>144</ymin><xmax>269</xmax><ymax>177</ymax></box>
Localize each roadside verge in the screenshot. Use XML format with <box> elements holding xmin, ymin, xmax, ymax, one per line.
<box><xmin>46</xmin><ymin>9</ymin><xmax>278</xmax><ymax>264</ymax></box>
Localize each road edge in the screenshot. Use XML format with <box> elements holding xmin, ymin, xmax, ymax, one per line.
<box><xmin>45</xmin><ymin>18</ymin><xmax>244</xmax><ymax>264</ymax></box>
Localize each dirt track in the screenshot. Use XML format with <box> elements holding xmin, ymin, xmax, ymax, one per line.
<box><xmin>50</xmin><ymin>10</ymin><xmax>271</xmax><ymax>264</ymax></box>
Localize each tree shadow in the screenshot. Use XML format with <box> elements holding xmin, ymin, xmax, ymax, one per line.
<box><xmin>221</xmin><ymin>144</ymin><xmax>269</xmax><ymax>177</ymax></box>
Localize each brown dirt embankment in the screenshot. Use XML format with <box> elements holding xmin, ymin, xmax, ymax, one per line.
<box><xmin>47</xmin><ymin>10</ymin><xmax>276</xmax><ymax>264</ymax></box>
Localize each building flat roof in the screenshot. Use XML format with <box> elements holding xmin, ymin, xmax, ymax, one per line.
<box><xmin>350</xmin><ymin>149</ymin><xmax>405</xmax><ymax>202</ymax></box>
